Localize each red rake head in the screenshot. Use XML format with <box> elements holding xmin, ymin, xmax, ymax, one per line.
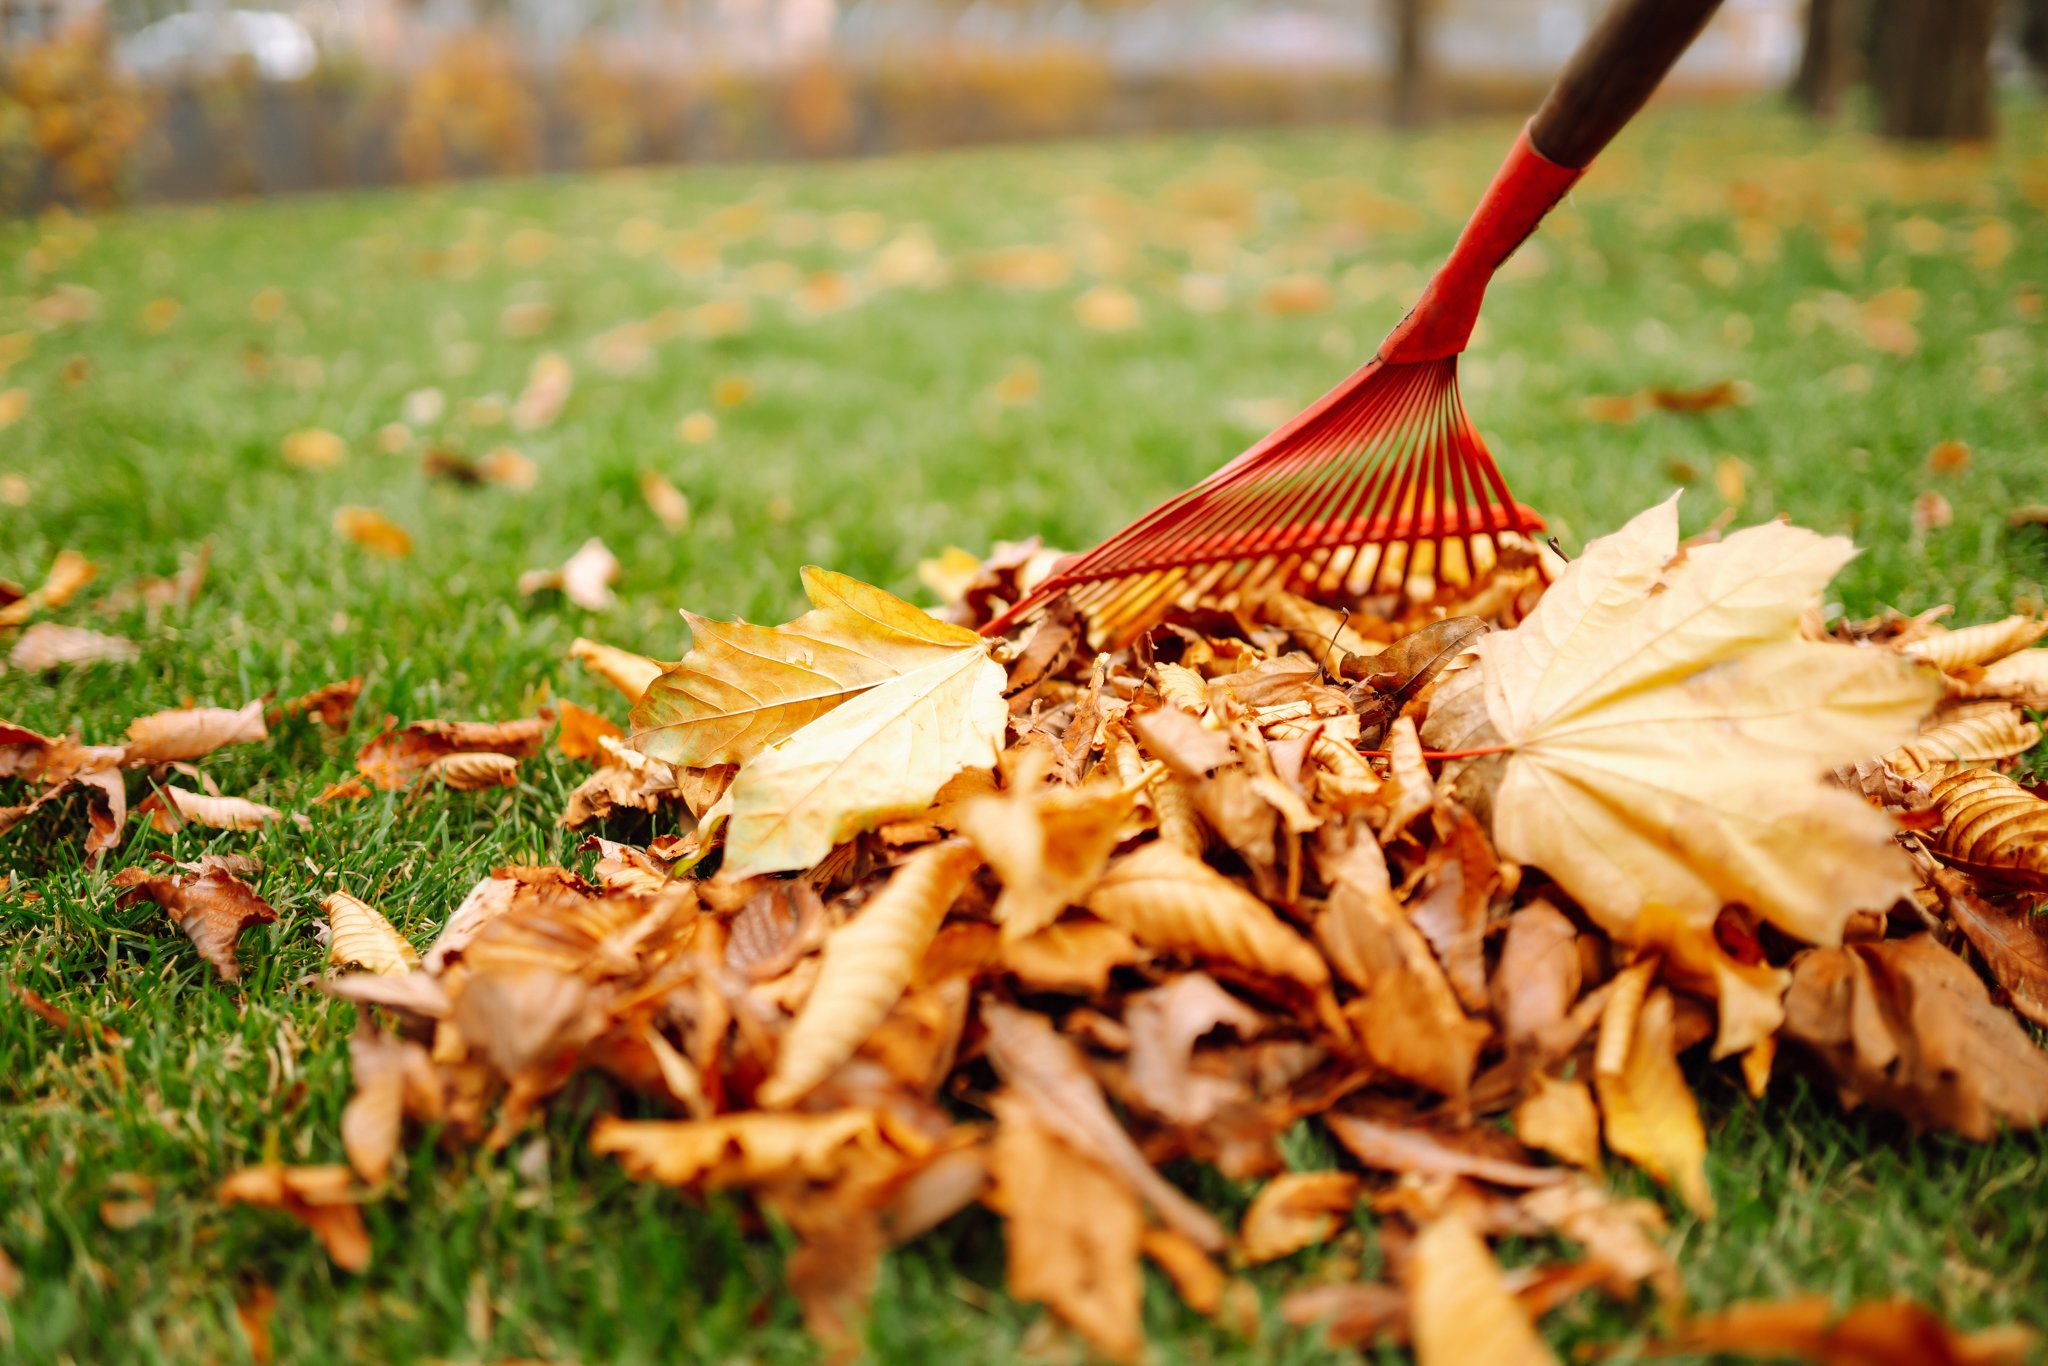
<box><xmin>984</xmin><ymin>128</ymin><xmax>1582</xmax><ymax>647</ymax></box>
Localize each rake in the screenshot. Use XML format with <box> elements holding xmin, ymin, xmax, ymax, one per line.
<box><xmin>985</xmin><ymin>0</ymin><xmax>1724</xmax><ymax>646</ymax></box>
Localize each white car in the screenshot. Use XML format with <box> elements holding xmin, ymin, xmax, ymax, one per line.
<box><xmin>119</xmin><ymin>9</ymin><xmax>319</xmax><ymax>83</ymax></box>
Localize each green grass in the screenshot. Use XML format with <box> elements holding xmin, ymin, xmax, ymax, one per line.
<box><xmin>3</xmin><ymin>100</ymin><xmax>2046</xmax><ymax>1363</ymax></box>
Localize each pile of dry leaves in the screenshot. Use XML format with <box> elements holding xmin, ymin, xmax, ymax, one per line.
<box><xmin>27</xmin><ymin>493</ymin><xmax>2048</xmax><ymax>1362</ymax></box>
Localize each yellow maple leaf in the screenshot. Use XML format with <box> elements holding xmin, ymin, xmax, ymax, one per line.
<box><xmin>1428</xmin><ymin>495</ymin><xmax>1939</xmax><ymax>944</ymax></box>
<box><xmin>631</xmin><ymin>566</ymin><xmax>990</xmax><ymax>768</ymax></box>
<box><xmin>723</xmin><ymin>643</ymin><xmax>1007</xmax><ymax>876</ymax></box>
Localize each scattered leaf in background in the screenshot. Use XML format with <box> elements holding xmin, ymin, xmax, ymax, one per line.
<box><xmin>333</xmin><ymin>507</ymin><xmax>413</xmax><ymax>557</ymax></box>
<box><xmin>518</xmin><ymin>537</ymin><xmax>619</xmax><ymax>611</ymax></box>
<box><xmin>282</xmin><ymin>428</ymin><xmax>346</xmax><ymax>469</ymax></box>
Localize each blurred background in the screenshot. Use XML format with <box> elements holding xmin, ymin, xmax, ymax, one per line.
<box><xmin>0</xmin><ymin>0</ymin><xmax>2040</xmax><ymax>212</ymax></box>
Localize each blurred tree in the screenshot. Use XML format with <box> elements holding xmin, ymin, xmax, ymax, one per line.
<box><xmin>1870</xmin><ymin>0</ymin><xmax>1997</xmax><ymax>140</ymax></box>
<box><xmin>1388</xmin><ymin>0</ymin><xmax>1431</xmax><ymax>127</ymax></box>
<box><xmin>1789</xmin><ymin>0</ymin><xmax>1864</xmax><ymax>118</ymax></box>
<box><xmin>2022</xmin><ymin>0</ymin><xmax>2048</xmax><ymax>85</ymax></box>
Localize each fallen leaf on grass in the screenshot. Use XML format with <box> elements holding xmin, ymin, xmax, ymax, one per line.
<box><xmin>1886</xmin><ymin>703</ymin><xmax>2040</xmax><ymax>776</ymax></box>
<box><xmin>355</xmin><ymin>717</ymin><xmax>544</xmax><ymax>790</ymax></box>
<box><xmin>511</xmin><ymin>352</ymin><xmax>573</xmax><ymax>430</ymax></box>
<box><xmin>1595</xmin><ymin>976</ymin><xmax>1714</xmax><ymax>1217</ymax></box>
<box><xmin>1649</xmin><ymin>1294</ymin><xmax>2035</xmax><ymax>1366</ymax></box>
<box><xmin>724</xmin><ymin>643</ymin><xmax>1006</xmax><ymax>877</ymax></box>
<box><xmin>282</xmin><ymin>428</ymin><xmax>346</xmax><ymax>469</ymax></box>
<box><xmin>639</xmin><ymin>470</ymin><xmax>690</xmax><ymax>532</ymax></box>
<box><xmin>1407</xmin><ymin>1213</ymin><xmax>1559</xmax><ymax>1366</ymax></box>
<box><xmin>137</xmin><ymin>785</ymin><xmax>283</xmax><ymax>833</ymax></box>
<box><xmin>519</xmin><ymin>537</ymin><xmax>620</xmax><ymax>611</ymax></box>
<box><xmin>993</xmin><ymin>1097</ymin><xmax>1145</xmax><ymax>1364</ymax></box>
<box><xmin>1323</xmin><ymin>1113</ymin><xmax>1563</xmax><ymax>1189</ymax></box>
<box><xmin>632</xmin><ymin>567</ymin><xmax>991</xmax><ymax>768</ymax></box>
<box><xmin>555</xmin><ymin>698</ymin><xmax>622</xmax><ymax>760</ymax></box>
<box><xmin>0</xmin><ymin>549</ymin><xmax>94</xmax><ymax>629</ymax></box>
<box><xmin>124</xmin><ymin>700</ymin><xmax>269</xmax><ymax>766</ymax></box>
<box><xmin>1513</xmin><ymin>1074</ymin><xmax>1603</xmax><ymax>1172</ymax></box>
<box><xmin>7</xmin><ymin>623</ymin><xmax>138</xmax><ymax>671</ymax></box>
<box><xmin>759</xmin><ymin>841</ymin><xmax>979</xmax><ymax>1107</ymax></box>
<box><xmin>334</xmin><ymin>507</ymin><xmax>412</xmax><ymax>557</ymax></box>
<box><xmin>1897</xmin><ymin>615</ymin><xmax>2047</xmax><ymax>676</ymax></box>
<box><xmin>1426</xmin><ymin>494</ymin><xmax>1938</xmax><ymax>944</ymax></box>
<box><xmin>322</xmin><ymin>891</ymin><xmax>420</xmax><ymax>976</ymax></box>
<box><xmin>266</xmin><ymin>678</ymin><xmax>363</xmax><ymax>731</ymax></box>
<box><xmin>1239</xmin><ymin>1171</ymin><xmax>1360</xmax><ymax>1264</ymax></box>
<box><xmin>590</xmin><ymin>1109</ymin><xmax>910</xmax><ymax>1190</ymax></box>
<box><xmin>1782</xmin><ymin>934</ymin><xmax>2048</xmax><ymax>1139</ymax></box>
<box><xmin>342</xmin><ymin>1026</ymin><xmax>439</xmax><ymax>1184</ymax></box>
<box><xmin>571</xmin><ymin>637</ymin><xmax>667</xmax><ymax>703</ymax></box>
<box><xmin>218</xmin><ymin>1165</ymin><xmax>370</xmax><ymax>1271</ymax></box>
<box><xmin>421</xmin><ymin>752</ymin><xmax>520</xmax><ymax>790</ymax></box>
<box><xmin>1925</xmin><ymin>865</ymin><xmax>2048</xmax><ymax>1029</ymax></box>
<box><xmin>1123</xmin><ymin>971</ymin><xmax>1264</xmax><ymax>1127</ymax></box>
<box><xmin>113</xmin><ymin>856</ymin><xmax>276</xmax><ymax>983</ymax></box>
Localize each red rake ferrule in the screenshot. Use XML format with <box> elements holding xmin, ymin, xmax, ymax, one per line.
<box><xmin>1377</xmin><ymin>124</ymin><xmax>1584</xmax><ymax>365</ymax></box>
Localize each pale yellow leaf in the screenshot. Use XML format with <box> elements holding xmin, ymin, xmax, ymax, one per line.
<box><xmin>1086</xmin><ymin>841</ymin><xmax>1328</xmax><ymax>989</ymax></box>
<box><xmin>323</xmin><ymin>891</ymin><xmax>421</xmax><ymax>977</ymax></box>
<box><xmin>1595</xmin><ymin>986</ymin><xmax>1714</xmax><ymax>1218</ymax></box>
<box><xmin>958</xmin><ymin>761</ymin><xmax>1138</xmax><ymax>941</ymax></box>
<box><xmin>632</xmin><ymin>566</ymin><xmax>988</xmax><ymax>767</ymax></box>
<box><xmin>1408</xmin><ymin>1213</ymin><xmax>1559</xmax><ymax>1366</ymax></box>
<box><xmin>758</xmin><ymin>842</ymin><xmax>979</xmax><ymax>1108</ymax></box>
<box><xmin>723</xmin><ymin>646</ymin><xmax>1006</xmax><ymax>877</ymax></box>
<box><xmin>1897</xmin><ymin>615</ymin><xmax>2047</xmax><ymax>675</ymax></box>
<box><xmin>590</xmin><ymin>1109</ymin><xmax>912</xmax><ymax>1191</ymax></box>
<box><xmin>1512</xmin><ymin>1074</ymin><xmax>1603</xmax><ymax>1172</ymax></box>
<box><xmin>1443</xmin><ymin>495</ymin><xmax>1939</xmax><ymax>943</ymax></box>
<box><xmin>140</xmin><ymin>785</ymin><xmax>283</xmax><ymax>833</ymax></box>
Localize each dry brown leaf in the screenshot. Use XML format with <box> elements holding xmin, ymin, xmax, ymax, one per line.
<box><xmin>1238</xmin><ymin>1171</ymin><xmax>1360</xmax><ymax>1265</ymax></box>
<box><xmin>1122</xmin><ymin>972</ymin><xmax>1264</xmax><ymax>1127</ymax></box>
<box><xmin>1927</xmin><ymin>866</ymin><xmax>2048</xmax><ymax>1029</ymax></box>
<box><xmin>981</xmin><ymin>1001</ymin><xmax>1226</xmax><ymax>1251</ymax></box>
<box><xmin>322</xmin><ymin>891</ymin><xmax>420</xmax><ymax>977</ymax></box>
<box><xmin>0</xmin><ymin>550</ymin><xmax>95</xmax><ymax>631</ymax></box>
<box><xmin>217</xmin><ymin>1165</ymin><xmax>370</xmax><ymax>1271</ymax></box>
<box><xmin>1928</xmin><ymin>766</ymin><xmax>2048</xmax><ymax>892</ymax></box>
<box><xmin>1429</xmin><ymin>496</ymin><xmax>1937</xmax><ymax>944</ymax></box>
<box><xmin>7</xmin><ymin>623</ymin><xmax>138</xmax><ymax>671</ymax></box>
<box><xmin>342</xmin><ymin>1025</ymin><xmax>438</xmax><ymax>1185</ymax></box>
<box><xmin>1649</xmin><ymin>1295</ymin><xmax>2035</xmax><ymax>1366</ymax></box>
<box><xmin>1518</xmin><ymin>1181</ymin><xmax>1678</xmax><ymax>1305</ymax></box>
<box><xmin>958</xmin><ymin>759</ymin><xmax>1137</xmax><ymax>940</ymax></box>
<box><xmin>1887</xmin><ymin>703</ymin><xmax>2041</xmax><ymax>776</ymax></box>
<box><xmin>1141</xmin><ymin>1227</ymin><xmax>1228</xmax><ymax>1318</ymax></box>
<box><xmin>999</xmin><ymin>917</ymin><xmax>1144</xmax><ymax>994</ymax></box>
<box><xmin>1782</xmin><ymin>935</ymin><xmax>2048</xmax><ymax>1139</ymax></box>
<box><xmin>137</xmin><ymin>785</ymin><xmax>283</xmax><ymax>833</ymax></box>
<box><xmin>1897</xmin><ymin>616</ymin><xmax>2047</xmax><ymax>676</ymax></box>
<box><xmin>355</xmin><ymin>717</ymin><xmax>544</xmax><ymax>790</ymax></box>
<box><xmin>1492</xmin><ymin>902</ymin><xmax>1582</xmax><ymax>1065</ymax></box>
<box><xmin>993</xmin><ymin>1097</ymin><xmax>1145</xmax><ymax>1364</ymax></box>
<box><xmin>1319</xmin><ymin>838</ymin><xmax>1486</xmax><ymax>1101</ymax></box>
<box><xmin>758</xmin><ymin>842</ymin><xmax>979</xmax><ymax>1108</ymax></box>
<box><xmin>422</xmin><ymin>751</ymin><xmax>520</xmax><ymax>790</ymax></box>
<box><xmin>1595</xmin><ymin>981</ymin><xmax>1714</xmax><ymax>1218</ymax></box>
<box><xmin>333</xmin><ymin>507</ymin><xmax>412</xmax><ymax>557</ymax></box>
<box><xmin>590</xmin><ymin>1109</ymin><xmax>911</xmax><ymax>1190</ymax></box>
<box><xmin>113</xmin><ymin>856</ymin><xmax>278</xmax><ymax>983</ymax></box>
<box><xmin>519</xmin><ymin>537</ymin><xmax>619</xmax><ymax>612</ymax></box>
<box><xmin>267</xmin><ymin>678</ymin><xmax>364</xmax><ymax>731</ymax></box>
<box><xmin>571</xmin><ymin>636</ymin><xmax>667</xmax><ymax>703</ymax></box>
<box><xmin>1087</xmin><ymin>841</ymin><xmax>1327</xmax><ymax>990</ymax></box>
<box><xmin>632</xmin><ymin>567</ymin><xmax>990</xmax><ymax>768</ymax></box>
<box><xmin>124</xmin><ymin>699</ymin><xmax>268</xmax><ymax>766</ymax></box>
<box><xmin>1407</xmin><ymin>1213</ymin><xmax>1559</xmax><ymax>1366</ymax></box>
<box><xmin>1323</xmin><ymin>1113</ymin><xmax>1563</xmax><ymax>1189</ymax></box>
<box><xmin>555</xmin><ymin>698</ymin><xmax>623</xmax><ymax>761</ymax></box>
<box><xmin>1512</xmin><ymin>1074</ymin><xmax>1603</xmax><ymax>1172</ymax></box>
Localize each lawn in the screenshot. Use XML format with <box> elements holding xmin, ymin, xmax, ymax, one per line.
<box><xmin>2</xmin><ymin>99</ymin><xmax>2046</xmax><ymax>1363</ymax></box>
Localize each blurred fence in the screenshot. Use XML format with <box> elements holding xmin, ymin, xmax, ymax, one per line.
<box><xmin>0</xmin><ymin>1</ymin><xmax>1802</xmax><ymax>213</ymax></box>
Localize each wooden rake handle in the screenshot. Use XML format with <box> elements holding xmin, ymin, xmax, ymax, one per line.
<box><xmin>1379</xmin><ymin>0</ymin><xmax>1724</xmax><ymax>363</ymax></box>
<box><xmin>1530</xmin><ymin>0</ymin><xmax>1727</xmax><ymax>169</ymax></box>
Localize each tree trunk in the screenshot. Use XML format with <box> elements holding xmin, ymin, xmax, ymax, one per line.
<box><xmin>1789</xmin><ymin>0</ymin><xmax>1865</xmax><ymax>118</ymax></box>
<box><xmin>1871</xmin><ymin>0</ymin><xmax>1999</xmax><ymax>141</ymax></box>
<box><xmin>1389</xmin><ymin>0</ymin><xmax>1431</xmax><ymax>128</ymax></box>
<box><xmin>2022</xmin><ymin>0</ymin><xmax>2048</xmax><ymax>87</ymax></box>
